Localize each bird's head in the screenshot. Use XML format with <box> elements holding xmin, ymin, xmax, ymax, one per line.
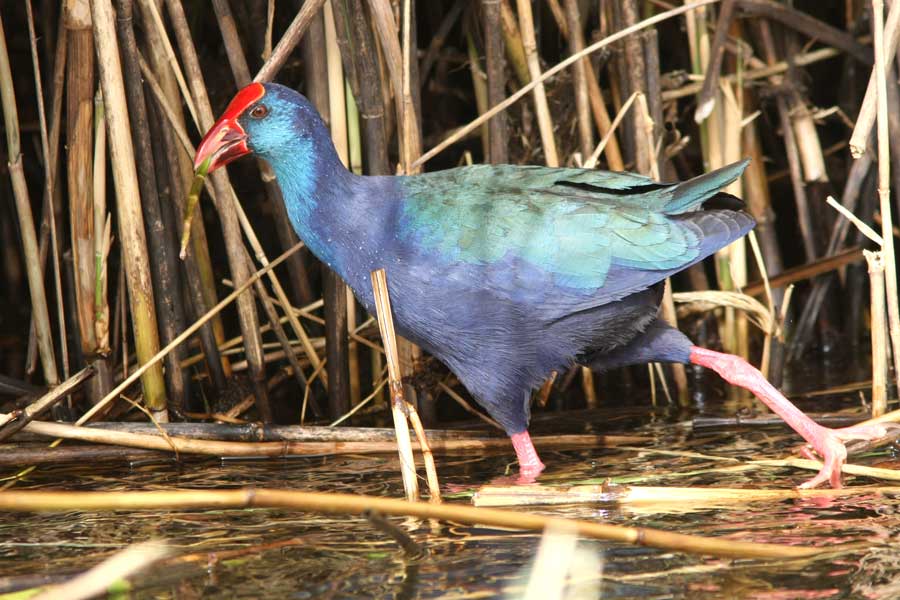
<box><xmin>194</xmin><ymin>82</ymin><xmax>324</xmax><ymax>172</ymax></box>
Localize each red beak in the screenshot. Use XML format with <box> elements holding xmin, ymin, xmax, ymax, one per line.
<box><xmin>194</xmin><ymin>117</ymin><xmax>249</xmax><ymax>172</ymax></box>
<box><xmin>193</xmin><ymin>82</ymin><xmax>266</xmax><ymax>172</ymax></box>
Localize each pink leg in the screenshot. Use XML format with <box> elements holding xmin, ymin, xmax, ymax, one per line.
<box><xmin>690</xmin><ymin>346</ymin><xmax>887</xmax><ymax>489</ymax></box>
<box><xmin>510</xmin><ymin>430</ymin><xmax>546</xmax><ymax>480</ymax></box>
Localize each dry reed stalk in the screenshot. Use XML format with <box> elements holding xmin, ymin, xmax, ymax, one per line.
<box><xmin>322</xmin><ymin>0</ymin><xmax>361</xmax><ymax>407</ymax></box>
<box><xmin>0</xmin><ymin>488</ymin><xmax>823</xmax><ymax>559</ymax></box>
<box><xmin>371</xmin><ymin>269</ymin><xmax>420</xmax><ymax>502</ymax></box>
<box><xmin>739</xmin><ymin>0</ymin><xmax>869</xmax><ymax>62</ymax></box>
<box><xmin>866</xmin><ymin>251</ymin><xmax>888</xmax><ymax>417</ymax></box>
<box><xmin>138</xmin><ymin>0</ymin><xmax>198</xmax><ymax>126</ymax></box>
<box><xmin>419</xmin><ymin>0</ymin><xmax>465</xmax><ymax>83</ymax></box>
<box><xmin>747</xmin><ymin>232</ymin><xmax>776</xmax><ymax>377</ymax></box>
<box><xmin>722</xmin><ymin>84</ymin><xmax>748</xmax><ymax>359</ymax></box>
<box><xmin>117</xmin><ymin>0</ymin><xmax>189</xmax><ymax>411</ymax></box>
<box><xmin>467</xmin><ymin>32</ymin><xmax>491</xmax><ymax>159</ymax></box>
<box><xmin>415</xmin><ymin>0</ymin><xmax>718</xmax><ymax>168</ymax></box>
<box><xmin>660</xmin><ymin>281</ymin><xmax>689</xmax><ymax>404</ymax></box>
<box><xmin>742</xmin><ymin>246</ymin><xmax>863</xmax><ymax>297</ymax></box>
<box><xmin>92</xmin><ymin>105</ymin><xmax>111</xmax><ymax>355</ymax></box>
<box><xmin>137</xmin><ymin>0</ymin><xmax>232</xmax><ymax>382</ymax></box>
<box><xmin>871</xmin><ymin>0</ymin><xmax>900</xmax><ymax>395</ymax></box>
<box><xmin>0</xmin><ymin>13</ymin><xmax>59</xmax><ymax>386</ymax></box>
<box><xmin>66</xmin><ymin>0</ymin><xmax>99</xmax><ymax>366</ymax></box>
<box><xmin>849</xmin><ymin>0</ymin><xmax>900</xmax><ymax>157</ymax></box>
<box><xmin>473</xmin><ymin>483</ymin><xmax>900</xmax><ymax>508</ymax></box>
<box><xmin>75</xmin><ymin>242</ymin><xmax>304</xmax><ymax>427</ymax></box>
<box><xmin>25</xmin><ymin>421</ymin><xmax>503</xmax><ymax>444</ymax></box>
<box><xmin>753</xmin><ymin>456</ymin><xmax>900</xmax><ymax>482</ymax></box>
<box><xmin>756</xmin><ymin>23</ymin><xmax>816</xmax><ymax>265</ymax></box>
<box><xmin>25</xmin><ymin>7</ymin><xmax>67</xmax><ymax>381</ymax></box>
<box><xmin>516</xmin><ymin>0</ymin><xmax>560</xmax><ymax>166</ymax></box>
<box><xmin>406</xmin><ymin>405</ymin><xmax>442</xmax><ymax>503</ymax></box>
<box><xmin>690</xmin><ymin>6</ymin><xmax>741</xmax><ymax>358</ymax></box>
<box><xmin>694</xmin><ymin>0</ymin><xmax>736</xmax><ymax>123</ymax></box>
<box><xmin>483</xmin><ymin>0</ymin><xmax>508</xmax><ymax>164</ymax></box>
<box><xmin>27</xmin><ymin>1</ymin><xmax>69</xmax><ymax>395</ymax></box>
<box><xmin>584</xmin><ymin>68</ymin><xmax>624</xmax><ymax>170</ymax></box>
<box><xmin>499</xmin><ymin>0</ymin><xmax>530</xmax><ymax>86</ymax></box>
<box><xmin>254</xmin><ymin>0</ymin><xmax>328</xmax><ymax>82</ymax></box>
<box><xmin>563</xmin><ymin>0</ymin><xmax>593</xmax><ymax>158</ymax></box>
<box><xmin>741</xmin><ymin>108</ymin><xmax>784</xmax><ymax>298</ymax></box>
<box><xmin>620</xmin><ymin>0</ymin><xmax>650</xmax><ymax>174</ymax></box>
<box><xmin>164</xmin><ymin>0</ymin><xmax>273</xmax><ymax>420</ymax></box>
<box><xmin>580</xmin><ymin>367</ymin><xmax>597</xmax><ymax>408</ymax></box>
<box><xmin>544</xmin><ymin>0</ymin><xmax>568</xmax><ymax>37</ymax></box>
<box><xmin>584</xmin><ymin>91</ymin><xmax>639</xmax><ymax>169</ymax></box>
<box><xmin>365</xmin><ymin>0</ymin><xmax>420</xmax><ymax>172</ymax></box>
<box><xmin>789</xmin><ymin>99</ymin><xmax>828</xmax><ymax>183</ymax></box>
<box><xmin>146</xmin><ymin>96</ymin><xmax>228</xmax><ymax>391</ymax></box>
<box><xmin>401</xmin><ymin>0</ymin><xmax>422</xmax><ymax>171</ymax></box>
<box><xmin>31</xmin><ymin>540</ymin><xmax>171</xmax><ymax>600</ymax></box>
<box><xmin>0</xmin><ymin>366</ymin><xmax>94</xmax><ymax>442</ymax></box>
<box><xmin>92</xmin><ymin>0</ymin><xmax>169</xmax><ymax>417</ymax></box>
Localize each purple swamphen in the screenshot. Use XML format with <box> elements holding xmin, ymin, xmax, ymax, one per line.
<box><xmin>194</xmin><ymin>82</ymin><xmax>885</xmax><ymax>488</ymax></box>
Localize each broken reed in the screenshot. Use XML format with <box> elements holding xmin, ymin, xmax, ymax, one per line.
<box><xmin>371</xmin><ymin>268</ymin><xmax>442</xmax><ymax>504</ymax></box>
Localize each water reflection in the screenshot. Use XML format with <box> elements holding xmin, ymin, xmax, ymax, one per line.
<box><xmin>1</xmin><ymin>393</ymin><xmax>896</xmax><ymax>598</ymax></box>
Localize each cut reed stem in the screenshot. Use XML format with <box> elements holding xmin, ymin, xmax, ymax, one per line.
<box><xmin>371</xmin><ymin>268</ymin><xmax>420</xmax><ymax>502</ymax></box>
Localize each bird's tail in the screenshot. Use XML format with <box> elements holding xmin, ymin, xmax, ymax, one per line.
<box><xmin>664</xmin><ymin>158</ymin><xmax>750</xmax><ymax>215</ymax></box>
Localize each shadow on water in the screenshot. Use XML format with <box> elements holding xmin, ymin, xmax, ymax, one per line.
<box><xmin>3</xmin><ymin>372</ymin><xmax>900</xmax><ymax>598</ymax></box>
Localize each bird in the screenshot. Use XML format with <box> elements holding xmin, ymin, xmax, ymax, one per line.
<box><xmin>194</xmin><ymin>82</ymin><xmax>885</xmax><ymax>489</ymax></box>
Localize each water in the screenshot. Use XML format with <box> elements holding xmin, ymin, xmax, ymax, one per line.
<box><xmin>2</xmin><ymin>397</ymin><xmax>900</xmax><ymax>598</ymax></box>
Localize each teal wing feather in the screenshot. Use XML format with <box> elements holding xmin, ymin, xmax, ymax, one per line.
<box><xmin>398</xmin><ymin>161</ymin><xmax>748</xmax><ymax>296</ymax></box>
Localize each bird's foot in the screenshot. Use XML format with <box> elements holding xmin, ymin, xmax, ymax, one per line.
<box><xmin>796</xmin><ymin>423</ymin><xmax>890</xmax><ymax>489</ymax></box>
<box><xmin>689</xmin><ymin>346</ymin><xmax>893</xmax><ymax>489</ymax></box>
<box><xmin>510</xmin><ymin>430</ymin><xmax>546</xmax><ymax>481</ymax></box>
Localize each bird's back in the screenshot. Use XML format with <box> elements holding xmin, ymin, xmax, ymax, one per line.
<box><xmin>393</xmin><ymin>160</ymin><xmax>754</xmax><ymax>315</ymax></box>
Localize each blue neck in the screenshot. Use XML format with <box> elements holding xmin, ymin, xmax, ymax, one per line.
<box><xmin>262</xmin><ymin>134</ymin><xmax>358</xmax><ymax>268</ymax></box>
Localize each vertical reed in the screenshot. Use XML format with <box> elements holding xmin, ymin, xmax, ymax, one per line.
<box><xmin>66</xmin><ymin>0</ymin><xmax>98</xmax><ymax>384</ymax></box>
<box><xmin>871</xmin><ymin>0</ymin><xmax>900</xmax><ymax>393</ymax></box>
<box><xmin>163</xmin><ymin>0</ymin><xmax>271</xmax><ymax>420</ymax></box>
<box><xmin>0</xmin><ymin>12</ymin><xmax>59</xmax><ymax>388</ymax></box>
<box><xmin>866</xmin><ymin>251</ymin><xmax>888</xmax><ymax>416</ymax></box>
<box><xmin>116</xmin><ymin>0</ymin><xmax>187</xmax><ymax>412</ymax></box>
<box><xmin>371</xmin><ymin>269</ymin><xmax>419</xmax><ymax>502</ymax></box>
<box><xmin>137</xmin><ymin>0</ymin><xmax>233</xmax><ymax>386</ymax></box>
<box><xmin>483</xmin><ymin>0</ymin><xmax>508</xmax><ymax>164</ymax></box>
<box><xmin>90</xmin><ymin>0</ymin><xmax>168</xmax><ymax>417</ymax></box>
<box><xmin>515</xmin><ymin>0</ymin><xmax>559</xmax><ymax>166</ymax></box>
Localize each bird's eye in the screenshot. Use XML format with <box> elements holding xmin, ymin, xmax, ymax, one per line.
<box><xmin>249</xmin><ymin>104</ymin><xmax>269</xmax><ymax>119</ymax></box>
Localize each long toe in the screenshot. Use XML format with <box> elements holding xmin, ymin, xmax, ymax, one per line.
<box><xmin>798</xmin><ymin>431</ymin><xmax>847</xmax><ymax>489</ymax></box>
<box><xmin>834</xmin><ymin>423</ymin><xmax>890</xmax><ymax>445</ymax></box>
<box><xmin>797</xmin><ymin>423</ymin><xmax>889</xmax><ymax>489</ymax></box>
